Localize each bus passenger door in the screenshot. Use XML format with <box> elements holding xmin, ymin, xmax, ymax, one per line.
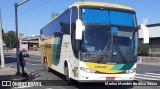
<box><xmin>70</xmin><ymin>7</ymin><xmax>79</xmax><ymax>80</ymax></box>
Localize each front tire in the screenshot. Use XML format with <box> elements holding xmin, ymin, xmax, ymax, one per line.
<box><xmin>65</xmin><ymin>66</ymin><xmax>72</xmax><ymax>85</ymax></box>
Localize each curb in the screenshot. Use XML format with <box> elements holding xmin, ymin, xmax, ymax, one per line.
<box><xmin>0</xmin><ymin>66</ymin><xmax>29</xmax><ymax>81</ymax></box>
<box><xmin>0</xmin><ymin>74</ymin><xmax>29</xmax><ymax>82</ymax></box>
<box><xmin>11</xmin><ymin>76</ymin><xmax>29</xmax><ymax>82</ymax></box>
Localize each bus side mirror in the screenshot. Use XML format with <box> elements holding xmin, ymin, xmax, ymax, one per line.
<box><xmin>75</xmin><ymin>19</ymin><xmax>83</xmax><ymax>40</ymax></box>
<box><xmin>140</xmin><ymin>24</ymin><xmax>149</xmax><ymax>44</ymax></box>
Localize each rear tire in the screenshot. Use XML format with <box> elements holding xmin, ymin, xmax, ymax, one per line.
<box><xmin>44</xmin><ymin>58</ymin><xmax>51</xmax><ymax>72</ymax></box>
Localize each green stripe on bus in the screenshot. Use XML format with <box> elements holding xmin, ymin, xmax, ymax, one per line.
<box><xmin>120</xmin><ymin>63</ymin><xmax>134</xmax><ymax>70</ymax></box>
<box><xmin>111</xmin><ymin>64</ymin><xmax>125</xmax><ymax>70</ymax></box>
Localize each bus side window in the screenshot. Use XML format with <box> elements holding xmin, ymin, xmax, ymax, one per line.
<box><xmin>61</xmin><ymin>9</ymin><xmax>70</xmax><ymax>35</ymax></box>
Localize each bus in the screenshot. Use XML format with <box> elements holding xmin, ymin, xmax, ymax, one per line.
<box><xmin>40</xmin><ymin>2</ymin><xmax>149</xmax><ymax>83</ymax></box>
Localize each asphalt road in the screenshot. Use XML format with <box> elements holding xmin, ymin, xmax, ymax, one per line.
<box><xmin>3</xmin><ymin>52</ymin><xmax>160</xmax><ymax>89</ymax></box>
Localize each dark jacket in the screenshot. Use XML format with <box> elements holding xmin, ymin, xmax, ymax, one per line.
<box><xmin>19</xmin><ymin>52</ymin><xmax>25</xmax><ymax>67</ymax></box>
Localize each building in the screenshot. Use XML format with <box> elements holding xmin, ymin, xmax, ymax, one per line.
<box><xmin>19</xmin><ymin>34</ymin><xmax>40</xmax><ymax>51</ymax></box>
<box><xmin>139</xmin><ymin>23</ymin><xmax>160</xmax><ymax>55</ymax></box>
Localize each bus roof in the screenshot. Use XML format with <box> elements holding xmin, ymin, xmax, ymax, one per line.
<box><xmin>41</xmin><ymin>2</ymin><xmax>134</xmax><ymax>31</ymax></box>
<box><xmin>70</xmin><ymin>1</ymin><xmax>134</xmax><ymax>11</ymax></box>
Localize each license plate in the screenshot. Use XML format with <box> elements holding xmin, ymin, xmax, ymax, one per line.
<box><xmin>106</xmin><ymin>77</ymin><xmax>115</xmax><ymax>80</ymax></box>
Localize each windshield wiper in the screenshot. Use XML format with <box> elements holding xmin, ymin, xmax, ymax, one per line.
<box><xmin>97</xmin><ymin>28</ymin><xmax>127</xmax><ymax>64</ymax></box>
<box><xmin>115</xmin><ymin>46</ymin><xmax>127</xmax><ymax>63</ymax></box>
<box><xmin>114</xmin><ymin>33</ymin><xmax>127</xmax><ymax>64</ymax></box>
<box><xmin>97</xmin><ymin>32</ymin><xmax>111</xmax><ymax>63</ymax></box>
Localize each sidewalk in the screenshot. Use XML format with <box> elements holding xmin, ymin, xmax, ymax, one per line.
<box><xmin>0</xmin><ymin>66</ymin><xmax>29</xmax><ymax>81</ymax></box>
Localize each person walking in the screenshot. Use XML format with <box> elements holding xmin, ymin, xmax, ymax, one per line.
<box><xmin>19</xmin><ymin>51</ymin><xmax>28</xmax><ymax>77</ymax></box>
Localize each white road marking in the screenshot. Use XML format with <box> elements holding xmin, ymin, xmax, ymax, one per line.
<box><xmin>6</xmin><ymin>55</ymin><xmax>42</xmax><ymax>66</ymax></box>
<box><xmin>29</xmin><ymin>56</ymin><xmax>40</xmax><ymax>58</ymax></box>
<box><xmin>24</xmin><ymin>58</ymin><xmax>41</xmax><ymax>62</ymax></box>
<box><xmin>136</xmin><ymin>74</ymin><xmax>160</xmax><ymax>78</ymax></box>
<box><xmin>135</xmin><ymin>73</ymin><xmax>160</xmax><ymax>80</ymax></box>
<box><xmin>24</xmin><ymin>58</ymin><xmax>42</xmax><ymax>65</ymax></box>
<box><xmin>145</xmin><ymin>72</ymin><xmax>160</xmax><ymax>76</ymax></box>
<box><xmin>25</xmin><ymin>62</ymin><xmax>43</xmax><ymax>66</ymax></box>
<box><xmin>135</xmin><ymin>76</ymin><xmax>159</xmax><ymax>80</ymax></box>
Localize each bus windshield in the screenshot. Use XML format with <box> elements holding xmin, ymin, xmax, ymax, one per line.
<box><xmin>81</xmin><ymin>8</ymin><xmax>135</xmax><ymax>26</ymax></box>
<box><xmin>80</xmin><ymin>8</ymin><xmax>138</xmax><ymax>64</ymax></box>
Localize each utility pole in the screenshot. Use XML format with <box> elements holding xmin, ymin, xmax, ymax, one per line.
<box><xmin>0</xmin><ymin>8</ymin><xmax>5</xmax><ymax>68</ymax></box>
<box><xmin>15</xmin><ymin>0</ymin><xmax>29</xmax><ymax>75</ymax></box>
<box><xmin>15</xmin><ymin>2</ymin><xmax>20</xmax><ymax>75</ymax></box>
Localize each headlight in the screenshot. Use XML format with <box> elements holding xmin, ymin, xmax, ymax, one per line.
<box><xmin>80</xmin><ymin>67</ymin><xmax>96</xmax><ymax>73</ymax></box>
<box><xmin>125</xmin><ymin>68</ymin><xmax>136</xmax><ymax>73</ymax></box>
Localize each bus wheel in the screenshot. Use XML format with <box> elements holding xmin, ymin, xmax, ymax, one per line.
<box><xmin>44</xmin><ymin>58</ymin><xmax>51</xmax><ymax>72</ymax></box>
<box><xmin>65</xmin><ymin>66</ymin><xmax>72</xmax><ymax>85</ymax></box>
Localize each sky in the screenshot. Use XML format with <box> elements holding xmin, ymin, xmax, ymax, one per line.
<box><xmin>0</xmin><ymin>0</ymin><xmax>160</xmax><ymax>36</ymax></box>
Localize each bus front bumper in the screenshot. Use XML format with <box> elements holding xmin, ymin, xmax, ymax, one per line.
<box><xmin>78</xmin><ymin>71</ymin><xmax>136</xmax><ymax>82</ymax></box>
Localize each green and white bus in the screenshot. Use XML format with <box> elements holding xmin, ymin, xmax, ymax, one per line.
<box><xmin>40</xmin><ymin>2</ymin><xmax>149</xmax><ymax>83</ymax></box>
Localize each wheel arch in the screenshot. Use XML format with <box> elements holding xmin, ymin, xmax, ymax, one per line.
<box><xmin>64</xmin><ymin>59</ymin><xmax>70</xmax><ymax>78</ymax></box>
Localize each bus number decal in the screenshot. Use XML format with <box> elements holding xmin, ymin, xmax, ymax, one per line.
<box><xmin>72</xmin><ymin>67</ymin><xmax>78</xmax><ymax>77</ymax></box>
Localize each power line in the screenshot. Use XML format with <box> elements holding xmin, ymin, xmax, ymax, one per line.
<box><xmin>3</xmin><ymin>0</ymin><xmax>51</xmax><ymax>20</ymax></box>
<box><xmin>19</xmin><ymin>0</ymin><xmax>51</xmax><ymax>16</ymax></box>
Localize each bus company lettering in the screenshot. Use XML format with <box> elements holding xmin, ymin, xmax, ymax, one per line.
<box><xmin>95</xmin><ymin>66</ymin><xmax>107</xmax><ymax>68</ymax></box>
<box><xmin>63</xmin><ymin>42</ymin><xmax>69</xmax><ymax>47</ymax></box>
<box><xmin>85</xmin><ymin>54</ymin><xmax>106</xmax><ymax>59</ymax></box>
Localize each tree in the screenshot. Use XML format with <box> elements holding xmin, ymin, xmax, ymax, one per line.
<box><xmin>52</xmin><ymin>13</ymin><xmax>59</xmax><ymax>19</ymax></box>
<box><xmin>3</xmin><ymin>31</ymin><xmax>17</xmax><ymax>48</ymax></box>
<box><xmin>138</xmin><ymin>40</ymin><xmax>149</xmax><ymax>56</ymax></box>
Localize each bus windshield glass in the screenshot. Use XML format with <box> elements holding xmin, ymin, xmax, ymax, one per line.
<box><xmin>81</xmin><ymin>8</ymin><xmax>134</xmax><ymax>26</ymax></box>
<box><xmin>80</xmin><ymin>8</ymin><xmax>138</xmax><ymax>64</ymax></box>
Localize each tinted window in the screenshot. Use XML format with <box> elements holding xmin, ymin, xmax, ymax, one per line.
<box><xmin>71</xmin><ymin>7</ymin><xmax>78</xmax><ymax>58</ymax></box>
<box><xmin>41</xmin><ymin>9</ymin><xmax>71</xmax><ymax>36</ymax></box>
<box><xmin>61</xmin><ymin>10</ymin><xmax>70</xmax><ymax>34</ymax></box>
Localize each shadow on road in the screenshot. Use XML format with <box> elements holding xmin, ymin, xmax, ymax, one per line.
<box><xmin>44</xmin><ymin>69</ymin><xmax>133</xmax><ymax>89</ymax></box>
<box><xmin>76</xmin><ymin>85</ymin><xmax>133</xmax><ymax>89</ymax></box>
<box><xmin>28</xmin><ymin>69</ymin><xmax>46</xmax><ymax>80</ymax></box>
<box><xmin>4</xmin><ymin>57</ymin><xmax>17</xmax><ymax>64</ymax></box>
